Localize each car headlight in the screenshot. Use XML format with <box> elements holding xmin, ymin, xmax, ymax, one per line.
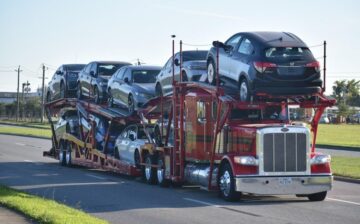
<box><xmin>135</xmin><ymin>92</ymin><xmax>148</xmax><ymax>97</ymax></box>
<box><xmin>311</xmin><ymin>154</ymin><xmax>331</xmax><ymax>165</ymax></box>
<box><xmin>234</xmin><ymin>156</ymin><xmax>259</xmax><ymax>166</ymax></box>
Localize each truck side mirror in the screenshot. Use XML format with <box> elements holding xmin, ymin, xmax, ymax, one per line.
<box><xmin>56</xmin><ymin>70</ymin><xmax>63</xmax><ymax>75</ymax></box>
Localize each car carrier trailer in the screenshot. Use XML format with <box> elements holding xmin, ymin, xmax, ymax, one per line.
<box><xmin>43</xmin><ymin>40</ymin><xmax>335</xmax><ymax>202</ymax></box>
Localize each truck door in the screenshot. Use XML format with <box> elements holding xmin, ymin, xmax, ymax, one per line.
<box><xmin>195</xmin><ymin>100</ymin><xmax>212</xmax><ymax>160</ymax></box>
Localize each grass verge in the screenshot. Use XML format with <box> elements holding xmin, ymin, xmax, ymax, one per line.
<box><xmin>315</xmin><ymin>124</ymin><xmax>360</xmax><ymax>149</ymax></box>
<box><xmin>0</xmin><ymin>126</ymin><xmax>51</xmax><ymax>138</ymax></box>
<box><xmin>0</xmin><ymin>121</ymin><xmax>50</xmax><ymax>129</ymax></box>
<box><xmin>0</xmin><ymin>185</ymin><xmax>108</xmax><ymax>224</ymax></box>
<box><xmin>332</xmin><ymin>156</ymin><xmax>360</xmax><ymax>179</ymax></box>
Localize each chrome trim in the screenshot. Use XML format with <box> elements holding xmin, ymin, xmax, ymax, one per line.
<box><xmin>256</xmin><ymin>126</ymin><xmax>311</xmax><ymax>176</ymax></box>
<box><xmin>235</xmin><ymin>175</ymin><xmax>332</xmax><ymax>195</ymax></box>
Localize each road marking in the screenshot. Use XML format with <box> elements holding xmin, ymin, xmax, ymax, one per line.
<box><xmin>86</xmin><ymin>174</ymin><xmax>107</xmax><ymax>180</ymax></box>
<box><xmin>15</xmin><ymin>143</ymin><xmax>26</xmax><ymax>146</ymax></box>
<box><xmin>327</xmin><ymin>197</ymin><xmax>360</xmax><ymax>206</ymax></box>
<box><xmin>12</xmin><ymin>181</ymin><xmax>119</xmax><ymax>190</ymax></box>
<box><xmin>23</xmin><ymin>160</ymin><xmax>33</xmax><ymax>162</ymax></box>
<box><xmin>183</xmin><ymin>197</ymin><xmax>261</xmax><ymax>217</ymax></box>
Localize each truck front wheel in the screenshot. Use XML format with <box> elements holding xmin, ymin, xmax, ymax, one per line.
<box><xmin>218</xmin><ymin>163</ymin><xmax>241</xmax><ymax>201</ymax></box>
<box><xmin>307</xmin><ymin>191</ymin><xmax>327</xmax><ymax>201</ymax></box>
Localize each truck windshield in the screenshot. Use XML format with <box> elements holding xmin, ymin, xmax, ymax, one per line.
<box><xmin>230</xmin><ymin>106</ymin><xmax>288</xmax><ymax>121</ymax></box>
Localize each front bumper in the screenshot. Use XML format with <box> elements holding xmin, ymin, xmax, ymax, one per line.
<box><xmin>235</xmin><ymin>175</ymin><xmax>332</xmax><ymax>195</ymax></box>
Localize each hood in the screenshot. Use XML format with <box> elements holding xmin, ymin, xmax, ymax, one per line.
<box><xmin>99</xmin><ymin>75</ymin><xmax>111</xmax><ymax>81</ymax></box>
<box><xmin>132</xmin><ymin>83</ymin><xmax>156</xmax><ymax>95</ymax></box>
<box><xmin>183</xmin><ymin>60</ymin><xmax>207</xmax><ymax>69</ymax></box>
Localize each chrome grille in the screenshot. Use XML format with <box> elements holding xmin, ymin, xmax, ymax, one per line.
<box><xmin>263</xmin><ymin>133</ymin><xmax>306</xmax><ymax>172</ymax></box>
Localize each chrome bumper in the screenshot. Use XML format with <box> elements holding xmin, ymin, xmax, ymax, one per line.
<box><xmin>235</xmin><ymin>175</ymin><xmax>332</xmax><ymax>195</ymax></box>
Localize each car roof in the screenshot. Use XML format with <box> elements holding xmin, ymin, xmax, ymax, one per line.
<box><xmin>122</xmin><ymin>65</ymin><xmax>162</xmax><ymax>70</ymax></box>
<box><xmin>238</xmin><ymin>31</ymin><xmax>308</xmax><ymax>48</ymax></box>
<box><xmin>90</xmin><ymin>61</ymin><xmax>132</xmax><ymax>64</ymax></box>
<box><xmin>176</xmin><ymin>50</ymin><xmax>208</xmax><ymax>54</ymax></box>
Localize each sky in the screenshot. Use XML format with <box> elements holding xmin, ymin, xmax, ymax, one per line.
<box><xmin>0</xmin><ymin>0</ymin><xmax>359</xmax><ymax>94</ymax></box>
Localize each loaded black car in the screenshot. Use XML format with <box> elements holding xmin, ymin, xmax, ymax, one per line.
<box><xmin>46</xmin><ymin>64</ymin><xmax>85</xmax><ymax>102</ymax></box>
<box><xmin>206</xmin><ymin>32</ymin><xmax>323</xmax><ymax>101</ymax></box>
<box><xmin>77</xmin><ymin>61</ymin><xmax>131</xmax><ymax>104</ymax></box>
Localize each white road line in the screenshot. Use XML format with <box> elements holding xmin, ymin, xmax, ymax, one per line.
<box><xmin>15</xmin><ymin>143</ymin><xmax>26</xmax><ymax>146</ymax></box>
<box><xmin>86</xmin><ymin>174</ymin><xmax>107</xmax><ymax>180</ymax></box>
<box><xmin>183</xmin><ymin>197</ymin><xmax>221</xmax><ymax>208</ymax></box>
<box><xmin>23</xmin><ymin>160</ymin><xmax>33</xmax><ymax>162</ymax></box>
<box><xmin>327</xmin><ymin>197</ymin><xmax>360</xmax><ymax>206</ymax></box>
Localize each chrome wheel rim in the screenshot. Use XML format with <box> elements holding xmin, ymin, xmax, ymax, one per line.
<box><xmin>220</xmin><ymin>170</ymin><xmax>231</xmax><ymax>197</ymax></box>
<box><xmin>207</xmin><ymin>63</ymin><xmax>214</xmax><ymax>83</ymax></box>
<box><xmin>157</xmin><ymin>159</ymin><xmax>164</xmax><ymax>184</ymax></box>
<box><xmin>240</xmin><ymin>82</ymin><xmax>248</xmax><ymax>102</ymax></box>
<box><xmin>59</xmin><ymin>151</ymin><xmax>64</xmax><ymax>163</ymax></box>
<box><xmin>65</xmin><ymin>151</ymin><xmax>71</xmax><ymax>165</ymax></box>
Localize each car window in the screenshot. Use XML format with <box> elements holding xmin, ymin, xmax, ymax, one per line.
<box><xmin>84</xmin><ymin>64</ymin><xmax>91</xmax><ymax>73</ymax></box>
<box><xmin>97</xmin><ymin>63</ymin><xmax>122</xmax><ymax>77</ymax></box>
<box><xmin>116</xmin><ymin>68</ymin><xmax>125</xmax><ymax>79</ymax></box>
<box><xmin>225</xmin><ymin>35</ymin><xmax>242</xmax><ymax>49</ymax></box>
<box><xmin>165</xmin><ymin>57</ymin><xmax>172</xmax><ymax>69</ymax></box>
<box><xmin>238</xmin><ymin>38</ymin><xmax>254</xmax><ymax>55</ymax></box>
<box><xmin>123</xmin><ymin>69</ymin><xmax>131</xmax><ymax>81</ymax></box>
<box><xmin>133</xmin><ymin>69</ymin><xmax>160</xmax><ymax>83</ymax></box>
<box><xmin>182</xmin><ymin>51</ymin><xmax>208</xmax><ymax>61</ymax></box>
<box><xmin>90</xmin><ymin>63</ymin><xmax>97</xmax><ymax>74</ymax></box>
<box><xmin>120</xmin><ymin>129</ymin><xmax>128</xmax><ymax>139</ymax></box>
<box><xmin>264</xmin><ymin>47</ymin><xmax>312</xmax><ymax>61</ymax></box>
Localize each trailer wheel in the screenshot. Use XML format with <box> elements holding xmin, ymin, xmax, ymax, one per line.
<box><xmin>218</xmin><ymin>163</ymin><xmax>241</xmax><ymax>201</ymax></box>
<box><xmin>143</xmin><ymin>155</ymin><xmax>157</xmax><ymax>184</ymax></box>
<box><xmin>307</xmin><ymin>191</ymin><xmax>327</xmax><ymax>201</ymax></box>
<box><xmin>157</xmin><ymin>157</ymin><xmax>170</xmax><ymax>187</ymax></box>
<box><xmin>65</xmin><ymin>142</ymin><xmax>72</xmax><ymax>167</ymax></box>
<box><xmin>59</xmin><ymin>143</ymin><xmax>66</xmax><ymax>166</ymax></box>
<box><xmin>207</xmin><ymin>60</ymin><xmax>216</xmax><ymax>85</ymax></box>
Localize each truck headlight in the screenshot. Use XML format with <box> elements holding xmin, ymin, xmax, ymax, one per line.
<box><xmin>234</xmin><ymin>156</ymin><xmax>259</xmax><ymax>166</ymax></box>
<box><xmin>311</xmin><ymin>154</ymin><xmax>331</xmax><ymax>165</ymax></box>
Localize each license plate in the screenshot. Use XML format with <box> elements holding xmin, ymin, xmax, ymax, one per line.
<box><xmin>279</xmin><ymin>177</ymin><xmax>292</xmax><ymax>185</ymax></box>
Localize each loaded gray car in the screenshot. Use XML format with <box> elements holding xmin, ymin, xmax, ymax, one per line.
<box><xmin>107</xmin><ymin>65</ymin><xmax>161</xmax><ymax>113</ymax></box>
<box><xmin>155</xmin><ymin>50</ymin><xmax>208</xmax><ymax>96</ymax></box>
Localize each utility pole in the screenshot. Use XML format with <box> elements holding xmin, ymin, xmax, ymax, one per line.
<box><xmin>15</xmin><ymin>66</ymin><xmax>22</xmax><ymax>122</ymax></box>
<box><xmin>40</xmin><ymin>64</ymin><xmax>46</xmax><ymax>123</ymax></box>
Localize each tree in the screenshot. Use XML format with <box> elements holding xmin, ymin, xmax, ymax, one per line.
<box><xmin>332</xmin><ymin>79</ymin><xmax>360</xmax><ymax>106</ymax></box>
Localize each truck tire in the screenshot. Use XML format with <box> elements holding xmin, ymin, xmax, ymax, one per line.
<box><xmin>307</xmin><ymin>191</ymin><xmax>327</xmax><ymax>201</ymax></box>
<box><xmin>144</xmin><ymin>155</ymin><xmax>157</xmax><ymax>184</ymax></box>
<box><xmin>218</xmin><ymin>163</ymin><xmax>241</xmax><ymax>201</ymax></box>
<box><xmin>59</xmin><ymin>143</ymin><xmax>66</xmax><ymax>166</ymax></box>
<box><xmin>157</xmin><ymin>157</ymin><xmax>170</xmax><ymax>187</ymax></box>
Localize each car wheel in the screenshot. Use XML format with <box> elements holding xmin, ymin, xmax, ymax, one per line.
<box><xmin>239</xmin><ymin>78</ymin><xmax>250</xmax><ymax>102</ymax></box>
<box><xmin>60</xmin><ymin>82</ymin><xmax>66</xmax><ymax>99</ymax></box>
<box><xmin>307</xmin><ymin>191</ymin><xmax>327</xmax><ymax>201</ymax></box>
<box><xmin>182</xmin><ymin>71</ymin><xmax>188</xmax><ymax>82</ymax></box>
<box><xmin>218</xmin><ymin>163</ymin><xmax>241</xmax><ymax>201</ymax></box>
<box><xmin>128</xmin><ymin>94</ymin><xmax>135</xmax><ymax>114</ymax></box>
<box><xmin>207</xmin><ymin>60</ymin><xmax>216</xmax><ymax>85</ymax></box>
<box><xmin>59</xmin><ymin>142</ymin><xmax>66</xmax><ymax>166</ymax></box>
<box><xmin>46</xmin><ymin>92</ymin><xmax>51</xmax><ymax>103</ymax></box>
<box><xmin>155</xmin><ymin>83</ymin><xmax>163</xmax><ymax>97</ymax></box>
<box><xmin>134</xmin><ymin>149</ymin><xmax>141</xmax><ymax>169</ymax></box>
<box><xmin>77</xmin><ymin>83</ymin><xmax>82</xmax><ymax>100</ymax></box>
<box><xmin>143</xmin><ymin>154</ymin><xmax>157</xmax><ymax>184</ymax></box>
<box><xmin>107</xmin><ymin>89</ymin><xmax>114</xmax><ymax>107</ymax></box>
<box><xmin>157</xmin><ymin>156</ymin><xmax>170</xmax><ymax>187</ymax></box>
<box><xmin>94</xmin><ymin>86</ymin><xmax>100</xmax><ymax>104</ymax></box>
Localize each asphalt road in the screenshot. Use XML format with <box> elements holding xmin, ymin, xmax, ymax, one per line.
<box><xmin>0</xmin><ymin>134</ymin><xmax>359</xmax><ymax>224</ymax></box>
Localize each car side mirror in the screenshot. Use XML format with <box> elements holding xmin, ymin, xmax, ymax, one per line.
<box><xmin>129</xmin><ymin>133</ymin><xmax>135</xmax><ymax>141</ymax></box>
<box><xmin>124</xmin><ymin>77</ymin><xmax>129</xmax><ymax>83</ymax></box>
<box><xmin>174</xmin><ymin>58</ymin><xmax>180</xmax><ymax>66</ymax></box>
<box><xmin>213</xmin><ymin>41</ymin><xmax>233</xmax><ymax>52</ymax></box>
<box><xmin>89</xmin><ymin>71</ymin><xmax>96</xmax><ymax>77</ymax></box>
<box><xmin>56</xmin><ymin>70</ymin><xmax>63</xmax><ymax>75</ymax></box>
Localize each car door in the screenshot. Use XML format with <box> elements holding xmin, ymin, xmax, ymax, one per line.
<box><xmin>118</xmin><ymin>125</ymin><xmax>137</xmax><ymax>163</ymax></box>
<box><xmin>229</xmin><ymin>37</ymin><xmax>254</xmax><ymax>81</ymax></box>
<box><xmin>119</xmin><ymin>68</ymin><xmax>131</xmax><ymax>106</ymax></box>
<box><xmin>220</xmin><ymin>34</ymin><xmax>242</xmax><ymax>79</ymax></box>
<box><xmin>80</xmin><ymin>64</ymin><xmax>91</xmax><ymax>96</ymax></box>
<box><xmin>112</xmin><ymin>68</ymin><xmax>126</xmax><ymax>104</ymax></box>
<box><xmin>88</xmin><ymin>62</ymin><xmax>98</xmax><ymax>97</ymax></box>
<box><xmin>163</xmin><ymin>57</ymin><xmax>174</xmax><ymax>93</ymax></box>
<box><xmin>53</xmin><ymin>66</ymin><xmax>64</xmax><ymax>99</ymax></box>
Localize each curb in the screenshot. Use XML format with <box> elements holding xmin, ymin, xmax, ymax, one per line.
<box><xmin>0</xmin><ymin>122</ymin><xmax>50</xmax><ymax>130</ymax></box>
<box><xmin>0</xmin><ymin>133</ymin><xmax>51</xmax><ymax>140</ymax></box>
<box><xmin>334</xmin><ymin>176</ymin><xmax>360</xmax><ymax>184</ymax></box>
<box><xmin>316</xmin><ymin>144</ymin><xmax>360</xmax><ymax>151</ymax></box>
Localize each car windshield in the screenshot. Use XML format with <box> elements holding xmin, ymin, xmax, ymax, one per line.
<box><xmin>183</xmin><ymin>51</ymin><xmax>208</xmax><ymax>61</ymax></box>
<box><xmin>98</xmin><ymin>64</ymin><xmax>126</xmax><ymax>76</ymax></box>
<box><xmin>264</xmin><ymin>47</ymin><xmax>312</xmax><ymax>61</ymax></box>
<box><xmin>132</xmin><ymin>69</ymin><xmax>159</xmax><ymax>83</ymax></box>
<box><xmin>66</xmin><ymin>64</ymin><xmax>85</xmax><ymax>71</ymax></box>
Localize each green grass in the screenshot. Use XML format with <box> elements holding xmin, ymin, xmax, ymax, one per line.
<box><xmin>315</xmin><ymin>124</ymin><xmax>360</xmax><ymax>148</ymax></box>
<box><xmin>0</xmin><ymin>121</ymin><xmax>51</xmax><ymax>129</ymax></box>
<box><xmin>332</xmin><ymin>156</ymin><xmax>360</xmax><ymax>179</ymax></box>
<box><xmin>0</xmin><ymin>125</ymin><xmax>51</xmax><ymax>138</ymax></box>
<box><xmin>0</xmin><ymin>185</ymin><xmax>108</xmax><ymax>224</ymax></box>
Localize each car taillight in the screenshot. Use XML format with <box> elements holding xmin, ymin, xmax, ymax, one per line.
<box><xmin>254</xmin><ymin>62</ymin><xmax>277</xmax><ymax>73</ymax></box>
<box><xmin>306</xmin><ymin>61</ymin><xmax>320</xmax><ymax>72</ymax></box>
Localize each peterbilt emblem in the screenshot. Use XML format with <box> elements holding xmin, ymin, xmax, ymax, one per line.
<box><xmin>281</xmin><ymin>128</ymin><xmax>289</xmax><ymax>132</ymax></box>
<box><xmin>290</xmin><ymin>62</ymin><xmax>295</xmax><ymax>66</ymax></box>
